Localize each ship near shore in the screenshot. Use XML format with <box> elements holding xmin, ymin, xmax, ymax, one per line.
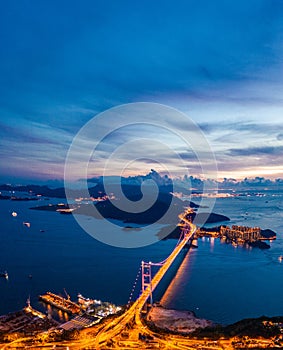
<box><xmin>39</xmin><ymin>292</ymin><xmax>81</xmax><ymax>315</ymax></box>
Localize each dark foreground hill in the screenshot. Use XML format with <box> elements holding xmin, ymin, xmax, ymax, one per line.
<box><xmin>190</xmin><ymin>315</ymin><xmax>283</xmax><ymax>340</ymax></box>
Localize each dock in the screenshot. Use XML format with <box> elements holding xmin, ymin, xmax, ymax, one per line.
<box><xmin>39</xmin><ymin>292</ymin><xmax>81</xmax><ymax>315</ymax></box>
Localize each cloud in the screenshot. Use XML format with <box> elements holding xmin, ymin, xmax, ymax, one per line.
<box><xmin>228</xmin><ymin>145</ymin><xmax>283</xmax><ymax>157</ymax></box>
<box><xmin>0</xmin><ymin>123</ymin><xmax>60</xmax><ymax>146</ymax></box>
<box><xmin>200</xmin><ymin>121</ymin><xmax>283</xmax><ymax>135</ymax></box>
<box><xmin>1</xmin><ymin>0</ymin><xmax>283</xmax><ymax>181</ymax></box>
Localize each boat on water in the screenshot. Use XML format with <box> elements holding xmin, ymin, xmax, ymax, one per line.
<box><xmin>23</xmin><ymin>222</ymin><xmax>31</xmax><ymax>228</ymax></box>
<box><xmin>279</xmin><ymin>256</ymin><xmax>283</xmax><ymax>262</ymax></box>
<box><xmin>39</xmin><ymin>292</ymin><xmax>81</xmax><ymax>314</ymax></box>
<box><xmin>0</xmin><ymin>271</ymin><xmax>8</xmax><ymax>279</ymax></box>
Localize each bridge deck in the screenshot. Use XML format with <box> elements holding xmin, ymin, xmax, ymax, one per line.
<box><xmin>134</xmin><ymin>221</ymin><xmax>196</xmax><ymax>312</ymax></box>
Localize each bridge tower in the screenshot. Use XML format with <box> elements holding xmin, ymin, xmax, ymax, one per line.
<box><xmin>141</xmin><ymin>261</ymin><xmax>153</xmax><ymax>306</ymax></box>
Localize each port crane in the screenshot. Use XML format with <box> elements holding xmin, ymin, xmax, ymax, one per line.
<box><xmin>63</xmin><ymin>288</ymin><xmax>70</xmax><ymax>300</ymax></box>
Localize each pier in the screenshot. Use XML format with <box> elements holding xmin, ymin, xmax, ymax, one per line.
<box><xmin>39</xmin><ymin>292</ymin><xmax>81</xmax><ymax>315</ymax></box>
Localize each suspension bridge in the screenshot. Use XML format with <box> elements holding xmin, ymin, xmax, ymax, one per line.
<box><xmin>93</xmin><ymin>211</ymin><xmax>197</xmax><ymax>348</ymax></box>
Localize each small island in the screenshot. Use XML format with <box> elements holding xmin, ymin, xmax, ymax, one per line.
<box><xmin>196</xmin><ymin>225</ymin><xmax>276</xmax><ymax>249</ymax></box>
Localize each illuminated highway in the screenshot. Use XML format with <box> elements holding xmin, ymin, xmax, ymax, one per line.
<box><xmin>91</xmin><ymin>215</ymin><xmax>197</xmax><ymax>348</ymax></box>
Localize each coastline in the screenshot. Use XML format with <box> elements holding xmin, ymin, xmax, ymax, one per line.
<box><xmin>1</xmin><ymin>304</ymin><xmax>283</xmax><ymax>348</ymax></box>
<box><xmin>146</xmin><ymin>305</ymin><xmax>283</xmax><ymax>341</ymax></box>
<box><xmin>147</xmin><ymin>305</ymin><xmax>214</xmax><ymax>334</ymax></box>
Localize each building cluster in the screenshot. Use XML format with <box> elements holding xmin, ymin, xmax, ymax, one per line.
<box><xmin>220</xmin><ymin>225</ymin><xmax>261</xmax><ymax>243</ymax></box>
<box><xmin>77</xmin><ymin>293</ymin><xmax>121</xmax><ymax>317</ymax></box>
<box><xmin>196</xmin><ymin>228</ymin><xmax>219</xmax><ymax>238</ymax></box>
<box><xmin>0</xmin><ymin>307</ymin><xmax>58</xmax><ymax>337</ymax></box>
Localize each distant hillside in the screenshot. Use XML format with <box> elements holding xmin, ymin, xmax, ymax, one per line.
<box><xmin>0</xmin><ymin>181</ymin><xmax>195</xmax><ymax>202</ymax></box>
<box><xmin>75</xmin><ymin>193</ymin><xmax>196</xmax><ymax>225</ymax></box>
<box><xmin>4</xmin><ymin>182</ymin><xmax>230</xmax><ymax>226</ymax></box>
<box><xmin>0</xmin><ymin>184</ymin><xmax>67</xmax><ymax>198</ymax></box>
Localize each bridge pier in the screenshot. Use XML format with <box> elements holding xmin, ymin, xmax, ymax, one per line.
<box><xmin>141</xmin><ymin>261</ymin><xmax>153</xmax><ymax>307</ymax></box>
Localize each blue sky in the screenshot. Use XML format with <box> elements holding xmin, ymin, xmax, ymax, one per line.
<box><xmin>1</xmin><ymin>0</ymin><xmax>283</xmax><ymax>183</ymax></box>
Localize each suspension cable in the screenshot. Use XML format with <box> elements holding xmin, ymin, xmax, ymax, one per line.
<box><xmin>127</xmin><ymin>265</ymin><xmax>142</xmax><ymax>307</ymax></box>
